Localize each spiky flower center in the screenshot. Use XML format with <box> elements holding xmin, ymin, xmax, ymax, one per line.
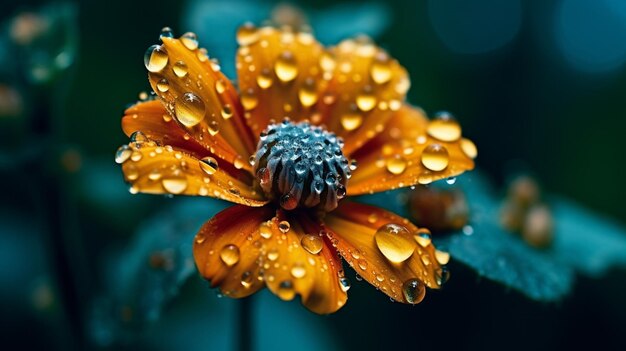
<box><xmin>253</xmin><ymin>120</ymin><xmax>352</xmax><ymax>212</ymax></box>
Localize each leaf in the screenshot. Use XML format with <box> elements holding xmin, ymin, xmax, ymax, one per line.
<box><xmin>89</xmin><ymin>197</ymin><xmax>229</xmax><ymax>346</ymax></box>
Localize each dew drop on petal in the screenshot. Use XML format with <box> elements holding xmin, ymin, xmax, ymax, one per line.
<box><xmin>237</xmin><ymin>23</ymin><xmax>259</xmax><ymax>46</ymax></box>
<box><xmin>278</xmin><ymin>220</ymin><xmax>290</xmax><ymax>233</ymax></box>
<box><xmin>339</xmin><ymin>277</ymin><xmax>351</xmax><ymax>292</ymax></box>
<box><xmin>421</xmin><ymin>144</ymin><xmax>449</xmax><ymax>172</ymax></box>
<box><xmin>427</xmin><ymin>112</ymin><xmax>461</xmax><ymax>142</ymax></box>
<box><xmin>340</xmin><ymin>112</ymin><xmax>363</xmax><ymax>131</ymax></box>
<box><xmin>460</xmin><ymin>138</ymin><xmax>478</xmax><ymax>159</ymax></box>
<box><xmin>375</xmin><ymin>223</ymin><xmax>416</xmax><ymax>263</ymax></box>
<box><xmin>180</xmin><ymin>32</ymin><xmax>199</xmax><ymax>50</ymax></box>
<box><xmin>144</xmin><ymin>45</ymin><xmax>168</xmax><ymax>72</ymax></box>
<box><xmin>260</xmin><ymin>221</ymin><xmax>273</xmax><ymax>239</ymax></box>
<box><xmin>435</xmin><ymin>266</ymin><xmax>450</xmax><ymax>285</ymax></box>
<box><xmin>386</xmin><ymin>155</ymin><xmax>407</xmax><ymax>175</ymax></box>
<box><xmin>275</xmin><ymin>51</ymin><xmax>298</xmax><ymax>82</ymax></box>
<box><xmin>115</xmin><ymin>145</ymin><xmax>132</xmax><ymax>164</ymax></box>
<box><xmin>435</xmin><ymin>250</ymin><xmax>450</xmax><ymax>265</ymax></box>
<box><xmin>220</xmin><ymin>244</ymin><xmax>240</xmax><ymax>266</ymax></box>
<box><xmin>174</xmin><ymin>92</ymin><xmax>205</xmax><ymax>127</ymax></box>
<box><xmin>257</xmin><ymin>68</ymin><xmax>274</xmax><ymax>89</ymax></box>
<box><xmin>215</xmin><ymin>79</ymin><xmax>226</xmax><ymax>94</ymax></box>
<box><xmin>290</xmin><ymin>263</ymin><xmax>307</xmax><ymax>279</ymax></box>
<box><xmin>301</xmin><ymin>234</ymin><xmax>323</xmax><ymax>254</ymax></box>
<box><xmin>159</xmin><ymin>26</ymin><xmax>174</xmax><ymax>40</ymax></box>
<box><xmin>156</xmin><ymin>78</ymin><xmax>169</xmax><ymax>92</ymax></box>
<box><xmin>356</xmin><ymin>89</ymin><xmax>377</xmax><ymax>112</ymax></box>
<box><xmin>199</xmin><ymin>156</ymin><xmax>218</xmax><ymax>175</ymax></box>
<box><xmin>370</xmin><ymin>53</ymin><xmax>392</xmax><ymax>84</ymax></box>
<box><xmin>402</xmin><ymin>278</ymin><xmax>426</xmax><ymax>304</ymax></box>
<box><xmin>241</xmin><ymin>89</ymin><xmax>259</xmax><ymax>110</ymax></box>
<box><xmin>413</xmin><ymin>228</ymin><xmax>432</xmax><ymax>247</ymax></box>
<box><xmin>241</xmin><ymin>271</ymin><xmax>254</xmax><ymax>288</ymax></box>
<box><xmin>173</xmin><ymin>60</ymin><xmax>188</xmax><ymax>77</ymax></box>
<box><xmin>161</xmin><ymin>175</ymin><xmax>188</xmax><ymax>194</ymax></box>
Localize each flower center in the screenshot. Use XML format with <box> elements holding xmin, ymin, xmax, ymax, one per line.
<box><xmin>253</xmin><ymin>120</ymin><xmax>351</xmax><ymax>212</ymax></box>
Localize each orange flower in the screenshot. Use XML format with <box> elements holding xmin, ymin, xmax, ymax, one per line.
<box><xmin>115</xmin><ymin>25</ymin><xmax>477</xmax><ymax>313</ymax></box>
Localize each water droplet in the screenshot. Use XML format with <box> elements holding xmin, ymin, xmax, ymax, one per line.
<box><xmin>435</xmin><ymin>250</ymin><xmax>450</xmax><ymax>265</ymax></box>
<box><xmin>278</xmin><ymin>220</ymin><xmax>290</xmax><ymax>233</ymax></box>
<box><xmin>161</xmin><ymin>175</ymin><xmax>188</xmax><ymax>194</ymax></box>
<box><xmin>241</xmin><ymin>89</ymin><xmax>259</xmax><ymax>110</ymax></box>
<box><xmin>386</xmin><ymin>155</ymin><xmax>407</xmax><ymax>175</ymax></box>
<box><xmin>257</xmin><ymin>68</ymin><xmax>274</xmax><ymax>89</ymax></box>
<box><xmin>290</xmin><ymin>263</ymin><xmax>307</xmax><ymax>279</ymax></box>
<box><xmin>413</xmin><ymin>228</ymin><xmax>432</xmax><ymax>247</ymax></box>
<box><xmin>460</xmin><ymin>138</ymin><xmax>477</xmax><ymax>159</ymax></box>
<box><xmin>157</xmin><ymin>78</ymin><xmax>169</xmax><ymax>92</ymax></box>
<box><xmin>277</xmin><ymin>280</ymin><xmax>296</xmax><ymax>301</ymax></box>
<box><xmin>180</xmin><ymin>32</ymin><xmax>199</xmax><ymax>50</ymax></box>
<box><xmin>195</xmin><ymin>234</ymin><xmax>206</xmax><ymax>244</ymax></box>
<box><xmin>199</xmin><ymin>156</ymin><xmax>218</xmax><ymax>175</ymax></box>
<box><xmin>220</xmin><ymin>244</ymin><xmax>240</xmax><ymax>266</ymax></box>
<box><xmin>173</xmin><ymin>60</ymin><xmax>188</xmax><ymax>77</ymax></box>
<box><xmin>341</xmin><ymin>113</ymin><xmax>363</xmax><ymax>131</ymax></box>
<box><xmin>130</xmin><ymin>131</ymin><xmax>149</xmax><ymax>144</ymax></box>
<box><xmin>427</xmin><ymin>112</ymin><xmax>461</xmax><ymax>142</ymax></box>
<box><xmin>160</xmin><ymin>27</ymin><xmax>174</xmax><ymax>40</ymax></box>
<box><xmin>275</xmin><ymin>51</ymin><xmax>298</xmax><ymax>82</ymax></box>
<box><xmin>241</xmin><ymin>271</ymin><xmax>254</xmax><ymax>288</ymax></box>
<box><xmin>221</xmin><ymin>104</ymin><xmax>233</xmax><ymax>119</ymax></box>
<box><xmin>357</xmin><ymin>259</ymin><xmax>368</xmax><ymax>270</ymax></box>
<box><xmin>356</xmin><ymin>89</ymin><xmax>377</xmax><ymax>112</ymax></box>
<box><xmin>148</xmin><ymin>169</ymin><xmax>162</xmax><ymax>181</ymax></box>
<box><xmin>215</xmin><ymin>79</ymin><xmax>226</xmax><ymax>94</ymax></box>
<box><xmin>367</xmin><ymin>213</ymin><xmax>379</xmax><ymax>224</ymax></box>
<box><xmin>237</xmin><ymin>23</ymin><xmax>259</xmax><ymax>46</ymax></box>
<box><xmin>144</xmin><ymin>45</ymin><xmax>168</xmax><ymax>73</ymax></box>
<box><xmin>208</xmin><ymin>120</ymin><xmax>220</xmax><ymax>136</ymax></box>
<box><xmin>130</xmin><ymin>150</ymin><xmax>142</xmax><ymax>162</ymax></box>
<box><xmin>370</xmin><ymin>54</ymin><xmax>392</xmax><ymax>84</ymax></box>
<box><xmin>446</xmin><ymin>177</ymin><xmax>456</xmax><ymax>185</ymax></box>
<box><xmin>374</xmin><ymin>223</ymin><xmax>416</xmax><ymax>263</ymax></box>
<box><xmin>115</xmin><ymin>145</ymin><xmax>132</xmax><ymax>164</ymax></box>
<box><xmin>402</xmin><ymin>279</ymin><xmax>426</xmax><ymax>304</ymax></box>
<box><xmin>421</xmin><ymin>144</ymin><xmax>449</xmax><ymax>172</ymax></box>
<box><xmin>339</xmin><ymin>277</ymin><xmax>351</xmax><ymax>292</ymax></box>
<box><xmin>267</xmin><ymin>249</ymin><xmax>279</xmax><ymax>261</ymax></box>
<box><xmin>260</xmin><ymin>222</ymin><xmax>273</xmax><ymax>239</ymax></box>
<box><xmin>174</xmin><ymin>92</ymin><xmax>205</xmax><ymax>127</ymax></box>
<box><xmin>301</xmin><ymin>234</ymin><xmax>323</xmax><ymax>254</ymax></box>
<box><xmin>298</xmin><ymin>78</ymin><xmax>318</xmax><ymax>107</ymax></box>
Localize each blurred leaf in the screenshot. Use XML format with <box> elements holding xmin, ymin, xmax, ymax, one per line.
<box><xmin>183</xmin><ymin>0</ymin><xmax>391</xmax><ymax>78</ymax></box>
<box><xmin>89</xmin><ymin>197</ymin><xmax>229</xmax><ymax>346</ymax></box>
<box><xmin>551</xmin><ymin>197</ymin><xmax>626</xmax><ymax>277</ymax></box>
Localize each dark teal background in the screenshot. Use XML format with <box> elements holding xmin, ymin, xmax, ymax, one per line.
<box><xmin>1</xmin><ymin>0</ymin><xmax>625</xmax><ymax>350</ymax></box>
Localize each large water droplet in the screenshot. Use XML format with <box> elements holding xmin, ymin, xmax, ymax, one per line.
<box><xmin>356</xmin><ymin>88</ymin><xmax>377</xmax><ymax>112</ymax></box>
<box><xmin>435</xmin><ymin>250</ymin><xmax>450</xmax><ymax>265</ymax></box>
<box><xmin>221</xmin><ymin>104</ymin><xmax>233</xmax><ymax>119</ymax></box>
<box><xmin>174</xmin><ymin>92</ymin><xmax>205</xmax><ymax>127</ymax></box>
<box><xmin>339</xmin><ymin>277</ymin><xmax>351</xmax><ymax>292</ymax></box>
<box><xmin>290</xmin><ymin>263</ymin><xmax>307</xmax><ymax>279</ymax></box>
<box><xmin>220</xmin><ymin>244</ymin><xmax>240</xmax><ymax>266</ymax></box>
<box><xmin>386</xmin><ymin>155</ymin><xmax>408</xmax><ymax>175</ymax></box>
<box><xmin>199</xmin><ymin>156</ymin><xmax>218</xmax><ymax>175</ymax></box>
<box><xmin>157</xmin><ymin>78</ymin><xmax>169</xmax><ymax>92</ymax></box>
<box><xmin>370</xmin><ymin>53</ymin><xmax>392</xmax><ymax>84</ymax></box>
<box><xmin>413</xmin><ymin>228</ymin><xmax>432</xmax><ymax>247</ymax></box>
<box><xmin>427</xmin><ymin>112</ymin><xmax>461</xmax><ymax>142</ymax></box>
<box><xmin>421</xmin><ymin>144</ymin><xmax>449</xmax><ymax>172</ymax></box>
<box><xmin>237</xmin><ymin>23</ymin><xmax>259</xmax><ymax>46</ymax></box>
<box><xmin>144</xmin><ymin>45</ymin><xmax>168</xmax><ymax>73</ymax></box>
<box><xmin>460</xmin><ymin>138</ymin><xmax>477</xmax><ymax>159</ymax></box>
<box><xmin>301</xmin><ymin>234</ymin><xmax>323</xmax><ymax>254</ymax></box>
<box><xmin>298</xmin><ymin>78</ymin><xmax>318</xmax><ymax>107</ymax></box>
<box><xmin>173</xmin><ymin>60</ymin><xmax>188</xmax><ymax>77</ymax></box>
<box><xmin>341</xmin><ymin>113</ymin><xmax>363</xmax><ymax>131</ymax></box>
<box><xmin>374</xmin><ymin>223</ymin><xmax>416</xmax><ymax>263</ymax></box>
<box><xmin>180</xmin><ymin>32</ymin><xmax>199</xmax><ymax>50</ymax></box>
<box><xmin>161</xmin><ymin>175</ymin><xmax>188</xmax><ymax>194</ymax></box>
<box><xmin>278</xmin><ymin>220</ymin><xmax>290</xmax><ymax>233</ymax></box>
<box><xmin>402</xmin><ymin>278</ymin><xmax>426</xmax><ymax>304</ymax></box>
<box><xmin>115</xmin><ymin>145</ymin><xmax>132</xmax><ymax>164</ymax></box>
<box><xmin>275</xmin><ymin>51</ymin><xmax>298</xmax><ymax>82</ymax></box>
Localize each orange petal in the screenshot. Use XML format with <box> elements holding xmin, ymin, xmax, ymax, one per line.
<box><xmin>323</xmin><ymin>201</ymin><xmax>449</xmax><ymax>304</ymax></box>
<box><xmin>347</xmin><ymin>105</ymin><xmax>476</xmax><ymax>195</ymax></box>
<box><xmin>319</xmin><ymin>37</ymin><xmax>410</xmax><ymax>155</ymax></box>
<box><xmin>194</xmin><ymin>205</ymin><xmax>275</xmax><ymax>298</ymax></box>
<box><xmin>122</xmin><ymin>100</ymin><xmax>209</xmax><ymax>159</ymax></box>
<box><xmin>146</xmin><ymin>34</ymin><xmax>256</xmax><ymax>172</ymax></box>
<box><xmin>117</xmin><ymin>139</ymin><xmax>267</xmax><ymax>206</ymax></box>
<box><xmin>193</xmin><ymin>205</ymin><xmax>348</xmax><ymax>314</ymax></box>
<box><xmin>236</xmin><ymin>25</ymin><xmax>328</xmax><ymax>137</ymax></box>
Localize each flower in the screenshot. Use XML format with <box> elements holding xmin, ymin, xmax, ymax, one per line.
<box><xmin>115</xmin><ymin>24</ymin><xmax>476</xmax><ymax>313</ymax></box>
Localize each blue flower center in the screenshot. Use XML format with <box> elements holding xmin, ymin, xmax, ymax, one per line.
<box><xmin>253</xmin><ymin>120</ymin><xmax>351</xmax><ymax>212</ymax></box>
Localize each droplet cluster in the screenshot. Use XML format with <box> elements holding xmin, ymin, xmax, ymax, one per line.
<box><xmin>253</xmin><ymin>120</ymin><xmax>352</xmax><ymax>212</ymax></box>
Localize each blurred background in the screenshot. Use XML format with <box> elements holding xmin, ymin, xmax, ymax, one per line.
<box><xmin>1</xmin><ymin>0</ymin><xmax>625</xmax><ymax>350</ymax></box>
